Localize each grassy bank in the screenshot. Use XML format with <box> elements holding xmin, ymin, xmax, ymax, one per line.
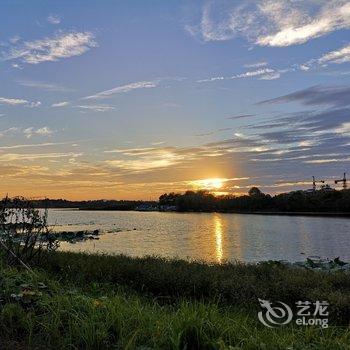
<box><xmin>1</xmin><ymin>252</ymin><xmax>350</xmax><ymax>349</ymax></box>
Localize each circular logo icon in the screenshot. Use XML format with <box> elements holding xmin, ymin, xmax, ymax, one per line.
<box><xmin>258</xmin><ymin>298</ymin><xmax>293</xmax><ymax>328</ymax></box>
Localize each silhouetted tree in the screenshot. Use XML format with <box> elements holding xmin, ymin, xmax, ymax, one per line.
<box><xmin>248</xmin><ymin>187</ymin><xmax>262</xmax><ymax>197</ymax></box>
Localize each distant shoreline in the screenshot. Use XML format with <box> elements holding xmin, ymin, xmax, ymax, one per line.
<box><xmin>45</xmin><ymin>207</ymin><xmax>350</xmax><ymax>217</ymax></box>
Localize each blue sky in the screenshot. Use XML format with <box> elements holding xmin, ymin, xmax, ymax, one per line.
<box><xmin>1</xmin><ymin>0</ymin><xmax>350</xmax><ymax>199</ymax></box>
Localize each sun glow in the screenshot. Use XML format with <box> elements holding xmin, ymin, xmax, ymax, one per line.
<box><xmin>192</xmin><ymin>178</ymin><xmax>225</xmax><ymax>190</ymax></box>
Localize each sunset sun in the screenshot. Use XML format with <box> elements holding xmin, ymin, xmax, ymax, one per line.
<box><xmin>193</xmin><ymin>178</ymin><xmax>225</xmax><ymax>190</ymax></box>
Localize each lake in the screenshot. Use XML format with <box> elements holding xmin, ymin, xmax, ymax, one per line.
<box><xmin>48</xmin><ymin>209</ymin><xmax>350</xmax><ymax>263</ymax></box>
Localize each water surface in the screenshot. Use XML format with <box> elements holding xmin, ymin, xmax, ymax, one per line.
<box><xmin>48</xmin><ymin>209</ymin><xmax>350</xmax><ymax>263</ymax></box>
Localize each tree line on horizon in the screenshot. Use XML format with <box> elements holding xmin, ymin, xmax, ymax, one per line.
<box><xmin>2</xmin><ymin>187</ymin><xmax>350</xmax><ymax>213</ymax></box>
<box><xmin>159</xmin><ymin>187</ymin><xmax>350</xmax><ymax>213</ymax></box>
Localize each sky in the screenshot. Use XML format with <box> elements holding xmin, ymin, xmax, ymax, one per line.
<box><xmin>1</xmin><ymin>0</ymin><xmax>350</xmax><ymax>200</ymax></box>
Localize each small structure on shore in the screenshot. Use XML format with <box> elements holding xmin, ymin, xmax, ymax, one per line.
<box><xmin>159</xmin><ymin>205</ymin><xmax>177</xmax><ymax>212</ymax></box>
<box><xmin>134</xmin><ymin>203</ymin><xmax>158</xmax><ymax>211</ymax></box>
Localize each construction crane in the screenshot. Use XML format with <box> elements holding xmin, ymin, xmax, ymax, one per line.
<box><xmin>335</xmin><ymin>172</ymin><xmax>347</xmax><ymax>190</ymax></box>
<box><xmin>312</xmin><ymin>176</ymin><xmax>324</xmax><ymax>191</ymax></box>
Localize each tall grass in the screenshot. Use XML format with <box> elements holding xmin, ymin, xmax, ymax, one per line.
<box><xmin>40</xmin><ymin>251</ymin><xmax>350</xmax><ymax>324</ymax></box>
<box><xmin>0</xmin><ymin>253</ymin><xmax>350</xmax><ymax>349</ymax></box>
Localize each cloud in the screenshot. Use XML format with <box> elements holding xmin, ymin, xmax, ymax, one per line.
<box><xmin>0</xmin><ymin>97</ymin><xmax>28</xmax><ymax>105</ymax></box>
<box><xmin>23</xmin><ymin>126</ymin><xmax>54</xmax><ymax>138</ymax></box>
<box><xmin>258</xmin><ymin>71</ymin><xmax>281</xmax><ymax>80</ymax></box>
<box><xmin>195</xmin><ymin>127</ymin><xmax>233</xmax><ymax>137</ymax></box>
<box><xmin>188</xmin><ymin>1</ymin><xmax>350</xmax><ymax>47</ymax></box>
<box><xmin>28</xmin><ymin>101</ymin><xmax>42</xmax><ymax>108</ymax></box>
<box><xmin>198</xmin><ymin>68</ymin><xmax>282</xmax><ymax>83</ymax></box>
<box><xmin>335</xmin><ymin>122</ymin><xmax>350</xmax><ymax>136</ymax></box>
<box><xmin>244</xmin><ymin>61</ymin><xmax>268</xmax><ymax>68</ymax></box>
<box><xmin>51</xmin><ymin>101</ymin><xmax>70</xmax><ymax>107</ymax></box>
<box><xmin>300</xmin><ymin>43</ymin><xmax>350</xmax><ymax>71</ymax></box>
<box><xmin>17</xmin><ymin>80</ymin><xmax>74</xmax><ymax>92</ymax></box>
<box><xmin>2</xmin><ymin>31</ymin><xmax>97</xmax><ymax>64</ymax></box>
<box><xmin>83</xmin><ymin>81</ymin><xmax>158</xmax><ymax>100</ymax></box>
<box><xmin>0</xmin><ymin>141</ymin><xmax>71</xmax><ymax>150</ymax></box>
<box><xmin>304</xmin><ymin>157</ymin><xmax>350</xmax><ymax>164</ymax></box>
<box><xmin>0</xmin><ymin>152</ymin><xmax>80</xmax><ymax>162</ymax></box>
<box><xmin>257</xmin><ymin>1</ymin><xmax>350</xmax><ymax>47</ymax></box>
<box><xmin>105</xmin><ymin>147</ymin><xmax>184</xmax><ymax>172</ymax></box>
<box><xmin>0</xmin><ymin>96</ymin><xmax>41</xmax><ymax>108</ymax></box>
<box><xmin>0</xmin><ymin>127</ymin><xmax>19</xmax><ymax>138</ymax></box>
<box><xmin>258</xmin><ymin>85</ymin><xmax>350</xmax><ymax>107</ymax></box>
<box><xmin>235</xmin><ymin>68</ymin><xmax>277</xmax><ymax>79</ymax></box>
<box><xmin>150</xmin><ymin>141</ymin><xmax>166</xmax><ymax>146</ymax></box>
<box><xmin>317</xmin><ymin>43</ymin><xmax>350</xmax><ymax>65</ymax></box>
<box><xmin>242</xmin><ymin>106</ymin><xmax>350</xmax><ymax>170</ymax></box>
<box><xmin>47</xmin><ymin>14</ymin><xmax>61</xmax><ymax>24</ymax></box>
<box><xmin>77</xmin><ymin>104</ymin><xmax>116</xmax><ymax>112</ymax></box>
<box><xmin>195</xmin><ymin>131</ymin><xmax>215</xmax><ymax>137</ymax></box>
<box><xmin>11</xmin><ymin>63</ymin><xmax>22</xmax><ymax>69</ymax></box>
<box><xmin>227</xmin><ymin>114</ymin><xmax>255</xmax><ymax>120</ymax></box>
<box><xmin>102</xmin><ymin>137</ymin><xmax>270</xmax><ymax>175</ymax></box>
<box><xmin>9</xmin><ymin>36</ymin><xmax>21</xmax><ymax>44</ymax></box>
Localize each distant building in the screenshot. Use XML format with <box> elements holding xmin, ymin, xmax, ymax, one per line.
<box><xmin>303</xmin><ymin>184</ymin><xmax>334</xmax><ymax>194</ymax></box>
<box><xmin>159</xmin><ymin>205</ymin><xmax>177</xmax><ymax>212</ymax></box>
<box><xmin>320</xmin><ymin>184</ymin><xmax>334</xmax><ymax>192</ymax></box>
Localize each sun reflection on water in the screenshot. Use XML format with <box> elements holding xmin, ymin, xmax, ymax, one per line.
<box><xmin>214</xmin><ymin>214</ymin><xmax>223</xmax><ymax>263</ymax></box>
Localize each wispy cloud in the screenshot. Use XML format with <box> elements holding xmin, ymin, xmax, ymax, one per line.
<box><xmin>302</xmin><ymin>43</ymin><xmax>350</xmax><ymax>72</ymax></box>
<box><xmin>304</xmin><ymin>157</ymin><xmax>350</xmax><ymax>164</ymax></box>
<box><xmin>23</xmin><ymin>127</ymin><xmax>54</xmax><ymax>138</ymax></box>
<box><xmin>0</xmin><ymin>127</ymin><xmax>19</xmax><ymax>138</ymax></box>
<box><xmin>227</xmin><ymin>114</ymin><xmax>255</xmax><ymax>120</ymax></box>
<box><xmin>51</xmin><ymin>101</ymin><xmax>70</xmax><ymax>107</ymax></box>
<box><xmin>258</xmin><ymin>85</ymin><xmax>350</xmax><ymax>108</ymax></box>
<box><xmin>28</xmin><ymin>101</ymin><xmax>41</xmax><ymax>108</ymax></box>
<box><xmin>47</xmin><ymin>14</ymin><xmax>61</xmax><ymax>25</ymax></box>
<box><xmin>83</xmin><ymin>80</ymin><xmax>159</xmax><ymax>100</ymax></box>
<box><xmin>77</xmin><ymin>104</ymin><xmax>116</xmax><ymax>112</ymax></box>
<box><xmin>188</xmin><ymin>1</ymin><xmax>350</xmax><ymax>47</ymax></box>
<box><xmin>9</xmin><ymin>36</ymin><xmax>20</xmax><ymax>44</ymax></box>
<box><xmin>198</xmin><ymin>68</ymin><xmax>281</xmax><ymax>83</ymax></box>
<box><xmin>335</xmin><ymin>122</ymin><xmax>350</xmax><ymax>136</ymax></box>
<box><xmin>195</xmin><ymin>131</ymin><xmax>215</xmax><ymax>137</ymax></box>
<box><xmin>2</xmin><ymin>31</ymin><xmax>97</xmax><ymax>64</ymax></box>
<box><xmin>0</xmin><ymin>152</ymin><xmax>80</xmax><ymax>162</ymax></box>
<box><xmin>0</xmin><ymin>97</ymin><xmax>41</xmax><ymax>108</ymax></box>
<box><xmin>244</xmin><ymin>61</ymin><xmax>267</xmax><ymax>68</ymax></box>
<box><xmin>195</xmin><ymin>127</ymin><xmax>233</xmax><ymax>137</ymax></box>
<box><xmin>105</xmin><ymin>146</ymin><xmax>184</xmax><ymax>172</ymax></box>
<box><xmin>0</xmin><ymin>141</ymin><xmax>71</xmax><ymax>150</ymax></box>
<box><xmin>11</xmin><ymin>63</ymin><xmax>22</xmax><ymax>69</ymax></box>
<box><xmin>0</xmin><ymin>97</ymin><xmax>28</xmax><ymax>105</ymax></box>
<box><xmin>235</xmin><ymin>68</ymin><xmax>278</xmax><ymax>79</ymax></box>
<box><xmin>17</xmin><ymin>80</ymin><xmax>74</xmax><ymax>92</ymax></box>
<box><xmin>318</xmin><ymin>44</ymin><xmax>350</xmax><ymax>65</ymax></box>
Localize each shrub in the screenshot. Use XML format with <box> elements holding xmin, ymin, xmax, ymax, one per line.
<box><xmin>0</xmin><ymin>197</ymin><xmax>59</xmax><ymax>267</ymax></box>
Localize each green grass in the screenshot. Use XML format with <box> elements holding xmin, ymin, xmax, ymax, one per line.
<box><xmin>40</xmin><ymin>251</ymin><xmax>350</xmax><ymax>324</ymax></box>
<box><xmin>0</xmin><ymin>252</ymin><xmax>349</xmax><ymax>349</ymax></box>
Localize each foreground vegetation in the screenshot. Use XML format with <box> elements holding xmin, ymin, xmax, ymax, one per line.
<box><xmin>1</xmin><ymin>251</ymin><xmax>350</xmax><ymax>349</ymax></box>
